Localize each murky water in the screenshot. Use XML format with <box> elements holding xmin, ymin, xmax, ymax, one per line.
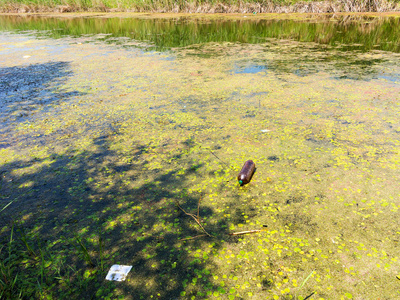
<box><xmin>1</xmin><ymin>14</ymin><xmax>400</xmax><ymax>299</ymax></box>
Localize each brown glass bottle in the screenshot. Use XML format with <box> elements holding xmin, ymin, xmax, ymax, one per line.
<box><xmin>238</xmin><ymin>160</ymin><xmax>255</xmax><ymax>186</ymax></box>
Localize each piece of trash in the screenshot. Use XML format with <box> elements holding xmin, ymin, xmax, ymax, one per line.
<box><xmin>23</xmin><ymin>55</ymin><xmax>31</xmax><ymax>59</ymax></box>
<box><xmin>238</xmin><ymin>160</ymin><xmax>256</xmax><ymax>186</ymax></box>
<box><xmin>105</xmin><ymin>265</ymin><xmax>132</xmax><ymax>281</ymax></box>
<box><xmin>261</xmin><ymin>129</ymin><xmax>271</xmax><ymax>133</ymax></box>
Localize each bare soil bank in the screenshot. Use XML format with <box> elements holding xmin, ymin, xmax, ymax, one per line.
<box><xmin>1</xmin><ymin>0</ymin><xmax>400</xmax><ymax>14</ymax></box>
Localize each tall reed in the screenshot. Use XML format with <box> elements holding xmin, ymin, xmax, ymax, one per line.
<box><xmin>0</xmin><ymin>0</ymin><xmax>399</xmax><ymax>13</ymax></box>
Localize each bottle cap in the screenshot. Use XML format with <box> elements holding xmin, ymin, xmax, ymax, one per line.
<box><xmin>239</xmin><ymin>180</ymin><xmax>243</xmax><ymax>185</ymax></box>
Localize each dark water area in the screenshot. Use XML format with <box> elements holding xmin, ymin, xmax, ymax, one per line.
<box><xmin>0</xmin><ymin>14</ymin><xmax>399</xmax><ymax>52</ymax></box>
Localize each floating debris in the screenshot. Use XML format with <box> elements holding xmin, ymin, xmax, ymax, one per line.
<box><xmin>238</xmin><ymin>160</ymin><xmax>256</xmax><ymax>186</ymax></box>
<box><xmin>105</xmin><ymin>265</ymin><xmax>132</xmax><ymax>282</ymax></box>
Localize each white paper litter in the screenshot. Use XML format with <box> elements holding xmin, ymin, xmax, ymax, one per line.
<box><xmin>105</xmin><ymin>265</ymin><xmax>132</xmax><ymax>281</ymax></box>
<box><xmin>260</xmin><ymin>129</ymin><xmax>271</xmax><ymax>133</ymax></box>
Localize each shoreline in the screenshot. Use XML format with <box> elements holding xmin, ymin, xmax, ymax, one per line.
<box><xmin>1</xmin><ymin>0</ymin><xmax>400</xmax><ymax>14</ymax></box>
<box><xmin>1</xmin><ymin>11</ymin><xmax>400</xmax><ymax>20</ymax></box>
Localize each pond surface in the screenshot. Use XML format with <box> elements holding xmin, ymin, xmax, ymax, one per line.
<box><xmin>0</xmin><ymin>13</ymin><xmax>400</xmax><ymax>299</ymax></box>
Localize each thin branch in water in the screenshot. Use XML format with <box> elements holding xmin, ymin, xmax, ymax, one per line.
<box><xmin>229</xmin><ymin>229</ymin><xmax>262</xmax><ymax>236</ymax></box>
<box><xmin>176</xmin><ymin>201</ymin><xmax>211</xmax><ymax>237</ymax></box>
<box><xmin>197</xmin><ymin>197</ymin><xmax>201</xmax><ymax>219</ymax></box>
<box><xmin>180</xmin><ymin>234</ymin><xmax>207</xmax><ymax>241</ymax></box>
<box><xmin>299</xmin><ymin>270</ymin><xmax>315</xmax><ymax>289</ymax></box>
<box><xmin>1</xmin><ymin>201</ymin><xmax>13</xmax><ymax>212</ymax></box>
<box><xmin>303</xmin><ymin>292</ymin><xmax>315</xmax><ymax>300</ymax></box>
<box><xmin>209</xmin><ymin>149</ymin><xmax>232</xmax><ymax>169</ymax></box>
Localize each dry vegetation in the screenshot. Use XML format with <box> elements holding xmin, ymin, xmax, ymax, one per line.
<box><xmin>0</xmin><ymin>0</ymin><xmax>399</xmax><ymax>13</ymax></box>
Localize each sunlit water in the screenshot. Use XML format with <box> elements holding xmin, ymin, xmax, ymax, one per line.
<box><xmin>1</xmin><ymin>14</ymin><xmax>400</xmax><ymax>299</ymax></box>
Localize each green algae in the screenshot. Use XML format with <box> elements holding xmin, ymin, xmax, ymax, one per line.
<box><xmin>1</xmin><ymin>15</ymin><xmax>400</xmax><ymax>299</ymax></box>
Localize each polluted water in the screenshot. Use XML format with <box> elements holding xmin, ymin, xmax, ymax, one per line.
<box><xmin>1</xmin><ymin>14</ymin><xmax>400</xmax><ymax>300</ymax></box>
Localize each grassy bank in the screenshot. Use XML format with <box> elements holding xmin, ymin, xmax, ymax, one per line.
<box><xmin>0</xmin><ymin>0</ymin><xmax>399</xmax><ymax>13</ymax></box>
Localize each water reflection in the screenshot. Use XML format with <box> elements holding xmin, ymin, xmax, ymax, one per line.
<box><xmin>0</xmin><ymin>14</ymin><xmax>399</xmax><ymax>53</ymax></box>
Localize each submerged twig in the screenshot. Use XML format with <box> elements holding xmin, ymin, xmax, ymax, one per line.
<box><xmin>180</xmin><ymin>234</ymin><xmax>207</xmax><ymax>241</ymax></box>
<box><xmin>197</xmin><ymin>197</ymin><xmax>201</xmax><ymax>220</ymax></box>
<box><xmin>176</xmin><ymin>201</ymin><xmax>212</xmax><ymax>237</ymax></box>
<box><xmin>209</xmin><ymin>149</ymin><xmax>232</xmax><ymax>170</ymax></box>
<box><xmin>299</xmin><ymin>270</ymin><xmax>314</xmax><ymax>289</ymax></box>
<box><xmin>303</xmin><ymin>292</ymin><xmax>315</xmax><ymax>300</ymax></box>
<box><xmin>0</xmin><ymin>201</ymin><xmax>13</xmax><ymax>212</ymax></box>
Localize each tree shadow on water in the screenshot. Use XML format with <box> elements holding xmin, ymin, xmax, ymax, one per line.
<box><xmin>0</xmin><ymin>61</ymin><xmax>81</xmax><ymax>148</ymax></box>
<box><xmin>0</xmin><ymin>134</ymin><xmax>225</xmax><ymax>299</ymax></box>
